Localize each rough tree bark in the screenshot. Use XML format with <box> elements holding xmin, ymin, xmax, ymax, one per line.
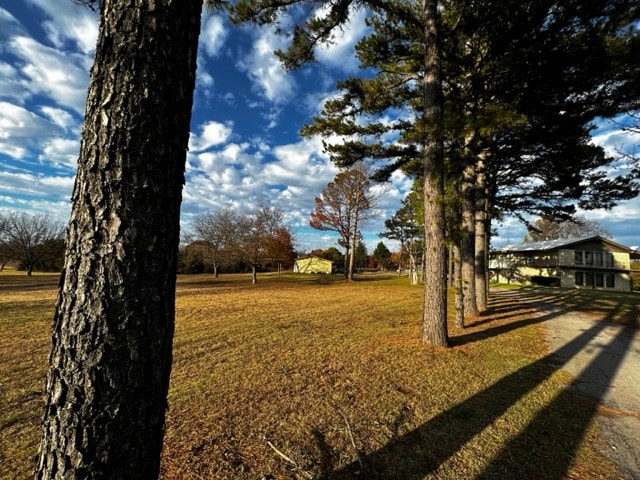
<box><xmin>36</xmin><ymin>0</ymin><xmax>203</xmax><ymax>478</ymax></box>
<box><xmin>475</xmin><ymin>153</ymin><xmax>489</xmax><ymax>312</ymax></box>
<box><xmin>461</xmin><ymin>158</ymin><xmax>479</xmax><ymax>318</ymax></box>
<box><xmin>453</xmin><ymin>241</ymin><xmax>464</xmax><ymax>328</ymax></box>
<box><xmin>421</xmin><ymin>0</ymin><xmax>448</xmax><ymax>346</ymax></box>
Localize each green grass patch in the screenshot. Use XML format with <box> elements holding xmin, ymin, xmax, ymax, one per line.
<box><xmin>0</xmin><ymin>274</ymin><xmax>626</xmax><ymax>479</ymax></box>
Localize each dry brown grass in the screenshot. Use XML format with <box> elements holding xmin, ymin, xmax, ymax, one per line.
<box><xmin>0</xmin><ymin>272</ymin><xmax>57</xmax><ymax>480</ymax></box>
<box><xmin>0</xmin><ymin>272</ymin><xmax>627</xmax><ymax>479</ymax></box>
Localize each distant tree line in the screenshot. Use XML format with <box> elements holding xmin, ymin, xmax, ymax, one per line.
<box><xmin>184</xmin><ymin>205</ymin><xmax>296</xmax><ymax>283</ymax></box>
<box><xmin>305</xmin><ymin>240</ymin><xmax>395</xmax><ymax>272</ymax></box>
<box><xmin>0</xmin><ymin>211</ymin><xmax>65</xmax><ymax>275</ymax></box>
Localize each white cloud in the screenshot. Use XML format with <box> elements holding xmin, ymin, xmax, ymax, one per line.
<box><xmin>39</xmin><ymin>137</ymin><xmax>79</xmax><ymax>168</ymax></box>
<box><xmin>0</xmin><ymin>7</ymin><xmax>25</xmax><ymax>44</ymax></box>
<box><xmin>26</xmin><ymin>0</ymin><xmax>99</xmax><ymax>54</ymax></box>
<box><xmin>189</xmin><ymin>120</ymin><xmax>234</xmax><ymax>152</ymax></box>
<box><xmin>0</xmin><ymin>101</ymin><xmax>78</xmax><ymax>170</ymax></box>
<box><xmin>0</xmin><ymin>143</ymin><xmax>27</xmax><ymax>160</ymax></box>
<box><xmin>0</xmin><ymin>61</ymin><xmax>30</xmax><ymax>103</ymax></box>
<box><xmin>238</xmin><ymin>27</ymin><xmax>296</xmax><ymax>104</ymax></box>
<box><xmin>200</xmin><ymin>15</ymin><xmax>228</xmax><ymax>57</ymax></box>
<box><xmin>194</xmin><ymin>143</ymin><xmax>257</xmax><ymax>172</ymax></box>
<box><xmin>197</xmin><ymin>70</ymin><xmax>214</xmax><ymax>89</ymax></box>
<box><xmin>40</xmin><ymin>106</ymin><xmax>77</xmax><ymax>131</ymax></box>
<box><xmin>0</xmin><ymin>195</ymin><xmax>71</xmax><ymax>222</ymax></box>
<box><xmin>0</xmin><ymin>101</ymin><xmax>52</xmax><ymax>137</ymax></box>
<box><xmin>10</xmin><ymin>35</ymin><xmax>89</xmax><ymax>113</ymax></box>
<box><xmin>0</xmin><ymin>170</ymin><xmax>73</xmax><ymax>200</ymax></box>
<box><xmin>314</xmin><ymin>5</ymin><xmax>368</xmax><ymax>72</ymax></box>
<box><xmin>591</xmin><ymin>127</ymin><xmax>640</xmax><ymax>157</ymax></box>
<box><xmin>182</xmin><ymin>135</ymin><xmax>340</xmax><ymax>233</ymax></box>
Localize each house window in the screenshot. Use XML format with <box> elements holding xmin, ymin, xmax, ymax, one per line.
<box><xmin>595</xmin><ymin>273</ymin><xmax>604</xmax><ymax>287</ymax></box>
<box><xmin>606</xmin><ymin>274</ymin><xmax>615</xmax><ymax>288</ymax></box>
<box><xmin>585</xmin><ymin>251</ymin><xmax>594</xmax><ymax>266</ymax></box>
<box><xmin>605</xmin><ymin>253</ymin><xmax>614</xmax><ymax>268</ymax></box>
<box><xmin>575</xmin><ymin>271</ymin><xmax>584</xmax><ymax>286</ymax></box>
<box><xmin>585</xmin><ymin>272</ymin><xmax>594</xmax><ymax>287</ymax></box>
<box><xmin>574</xmin><ymin>250</ymin><xmax>583</xmax><ymax>265</ymax></box>
<box><xmin>594</xmin><ymin>252</ymin><xmax>603</xmax><ymax>267</ymax></box>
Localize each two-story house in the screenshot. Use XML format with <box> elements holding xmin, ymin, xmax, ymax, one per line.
<box><xmin>489</xmin><ymin>235</ymin><xmax>632</xmax><ymax>292</ymax></box>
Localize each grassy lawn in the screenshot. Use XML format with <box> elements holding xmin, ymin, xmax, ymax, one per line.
<box><xmin>0</xmin><ymin>271</ymin><xmax>632</xmax><ymax>479</ymax></box>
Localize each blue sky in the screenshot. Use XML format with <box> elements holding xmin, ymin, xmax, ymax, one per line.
<box><xmin>1</xmin><ymin>1</ymin><xmax>639</xmax><ymax>253</ymax></box>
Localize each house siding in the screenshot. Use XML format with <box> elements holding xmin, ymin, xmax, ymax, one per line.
<box><xmin>294</xmin><ymin>257</ymin><xmax>333</xmax><ymax>274</ymax></box>
<box><xmin>490</xmin><ymin>236</ymin><xmax>632</xmax><ymax>292</ymax></box>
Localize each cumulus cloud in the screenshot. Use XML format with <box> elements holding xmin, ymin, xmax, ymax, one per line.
<box><xmin>200</xmin><ymin>15</ymin><xmax>228</xmax><ymax>57</ymax></box>
<box><xmin>189</xmin><ymin>120</ymin><xmax>234</xmax><ymax>152</ymax></box>
<box><xmin>182</xmin><ymin>135</ymin><xmax>339</xmax><ymax>231</ymax></box>
<box><xmin>0</xmin><ymin>101</ymin><xmax>62</xmax><ymax>156</ymax></box>
<box><xmin>197</xmin><ymin>70</ymin><xmax>214</xmax><ymax>89</ymax></box>
<box><xmin>26</xmin><ymin>0</ymin><xmax>99</xmax><ymax>54</ymax></box>
<box><xmin>591</xmin><ymin>127</ymin><xmax>640</xmax><ymax>157</ymax></box>
<box><xmin>40</xmin><ymin>106</ymin><xmax>77</xmax><ymax>131</ymax></box>
<box><xmin>10</xmin><ymin>36</ymin><xmax>89</xmax><ymax>113</ymax></box>
<box><xmin>39</xmin><ymin>137</ymin><xmax>79</xmax><ymax>169</ymax></box>
<box><xmin>314</xmin><ymin>5</ymin><xmax>368</xmax><ymax>72</ymax></box>
<box><xmin>237</xmin><ymin>27</ymin><xmax>296</xmax><ymax>104</ymax></box>
<box><xmin>0</xmin><ymin>170</ymin><xmax>73</xmax><ymax>201</ymax></box>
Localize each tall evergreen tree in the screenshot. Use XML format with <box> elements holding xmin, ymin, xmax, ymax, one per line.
<box><xmin>233</xmin><ymin>0</ymin><xmax>639</xmax><ymax>343</ymax></box>
<box><xmin>380</xmin><ymin>183</ymin><xmax>423</xmax><ymax>283</ymax></box>
<box><xmin>372</xmin><ymin>240</ymin><xmax>391</xmax><ymax>270</ymax></box>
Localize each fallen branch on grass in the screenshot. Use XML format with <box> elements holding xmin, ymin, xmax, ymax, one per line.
<box><xmin>337</xmin><ymin>407</ymin><xmax>364</xmax><ymax>471</ymax></box>
<box><xmin>265</xmin><ymin>438</ymin><xmax>314</xmax><ymax>480</ymax></box>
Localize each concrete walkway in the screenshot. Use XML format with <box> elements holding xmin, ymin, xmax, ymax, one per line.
<box><xmin>511</xmin><ymin>288</ymin><xmax>640</xmax><ymax>479</ymax></box>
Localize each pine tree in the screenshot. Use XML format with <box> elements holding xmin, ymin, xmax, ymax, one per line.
<box><xmin>36</xmin><ymin>1</ymin><xmax>203</xmax><ymax>477</ymax></box>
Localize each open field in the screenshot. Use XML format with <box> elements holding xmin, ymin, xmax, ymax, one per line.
<box><xmin>1</xmin><ymin>271</ymin><xmax>634</xmax><ymax>479</ymax></box>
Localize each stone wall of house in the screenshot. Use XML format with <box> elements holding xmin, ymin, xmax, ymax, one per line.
<box><xmin>558</xmin><ymin>249</ymin><xmax>574</xmax><ymax>266</ymax></box>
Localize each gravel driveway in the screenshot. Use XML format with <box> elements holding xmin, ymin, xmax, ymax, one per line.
<box><xmin>502</xmin><ymin>288</ymin><xmax>640</xmax><ymax>479</ymax></box>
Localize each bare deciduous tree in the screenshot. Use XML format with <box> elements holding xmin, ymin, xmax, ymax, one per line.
<box><xmin>235</xmin><ymin>205</ymin><xmax>289</xmax><ymax>284</ymax></box>
<box><xmin>0</xmin><ymin>211</ymin><xmax>64</xmax><ymax>275</ymax></box>
<box><xmin>192</xmin><ymin>208</ymin><xmax>238</xmax><ymax>277</ymax></box>
<box><xmin>524</xmin><ymin>216</ymin><xmax>612</xmax><ymax>242</ymax></box>
<box><xmin>310</xmin><ymin>163</ymin><xmax>377</xmax><ymax>280</ymax></box>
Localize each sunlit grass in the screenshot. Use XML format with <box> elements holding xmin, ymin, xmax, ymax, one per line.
<box><xmin>0</xmin><ymin>272</ymin><xmax>627</xmax><ymax>479</ymax></box>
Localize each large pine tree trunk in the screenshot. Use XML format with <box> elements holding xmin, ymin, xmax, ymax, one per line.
<box><xmin>421</xmin><ymin>0</ymin><xmax>448</xmax><ymax>347</ymax></box>
<box><xmin>36</xmin><ymin>1</ymin><xmax>202</xmax><ymax>478</ymax></box>
<box><xmin>453</xmin><ymin>241</ymin><xmax>464</xmax><ymax>328</ymax></box>
<box><xmin>461</xmin><ymin>158</ymin><xmax>479</xmax><ymax>317</ymax></box>
<box><xmin>475</xmin><ymin>154</ymin><xmax>489</xmax><ymax>312</ymax></box>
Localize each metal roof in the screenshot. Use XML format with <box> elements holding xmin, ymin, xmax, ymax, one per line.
<box><xmin>494</xmin><ymin>235</ymin><xmax>631</xmax><ymax>253</ymax></box>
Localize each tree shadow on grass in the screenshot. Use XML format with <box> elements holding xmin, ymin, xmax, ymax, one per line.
<box><xmin>325</xmin><ymin>294</ymin><xmax>632</xmax><ymax>479</ymax></box>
